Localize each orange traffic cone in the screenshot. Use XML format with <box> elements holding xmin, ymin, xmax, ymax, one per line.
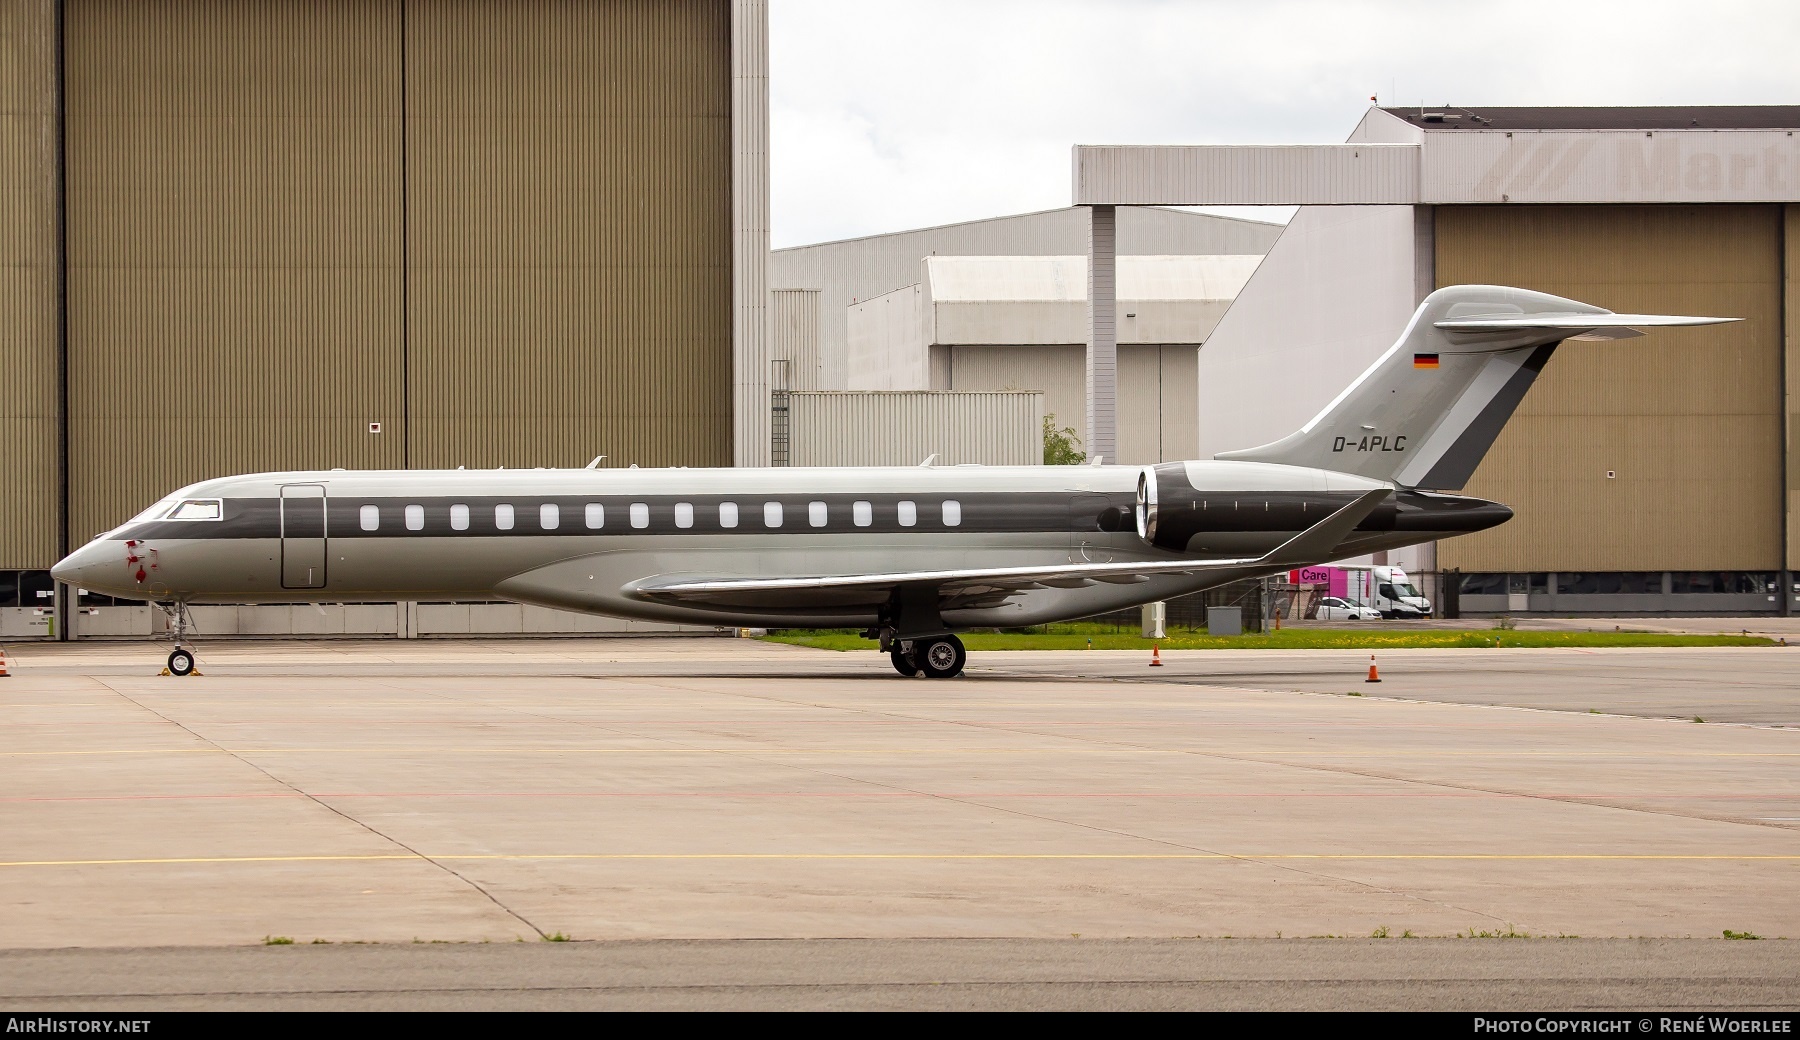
<box><xmin>0</xmin><ymin>648</ymin><xmax>10</xmax><ymax>678</ymax></box>
<box><xmin>1149</xmin><ymin>644</ymin><xmax>1163</xmax><ymax>667</ymax></box>
<box><xmin>1365</xmin><ymin>654</ymin><xmax>1381</xmax><ymax>683</ymax></box>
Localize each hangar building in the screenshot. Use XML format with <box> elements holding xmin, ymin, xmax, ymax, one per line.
<box><xmin>770</xmin><ymin>206</ymin><xmax>1278</xmax><ymax>390</ymax></box>
<box><xmin>1086</xmin><ymin>105</ymin><xmax>1800</xmax><ymax>615</ymax></box>
<box><xmin>1</xmin><ymin>0</ymin><xmax>770</xmax><ymax>637</ymax></box>
<box><xmin>847</xmin><ymin>254</ymin><xmax>1261</xmax><ymax>464</ymax></box>
<box><xmin>766</xmin><ymin>206</ymin><xmax>1277</xmax><ymax>468</ymax></box>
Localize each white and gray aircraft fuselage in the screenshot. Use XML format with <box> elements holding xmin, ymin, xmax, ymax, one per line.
<box><xmin>52</xmin><ymin>285</ymin><xmax>1734</xmax><ymax>677</ymax></box>
<box><xmin>53</xmin><ymin>460</ymin><xmax>1505</xmax><ymax>627</ymax></box>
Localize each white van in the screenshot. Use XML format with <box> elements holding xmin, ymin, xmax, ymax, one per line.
<box><xmin>1370</xmin><ymin>566</ymin><xmax>1432</xmax><ymax>618</ymax></box>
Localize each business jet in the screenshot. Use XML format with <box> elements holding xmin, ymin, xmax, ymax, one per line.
<box><xmin>53</xmin><ymin>286</ymin><xmax>1731</xmax><ymax>678</ymax></box>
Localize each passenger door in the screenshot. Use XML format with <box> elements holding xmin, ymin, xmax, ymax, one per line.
<box><xmin>280</xmin><ymin>484</ymin><xmax>327</xmax><ymax>589</ymax></box>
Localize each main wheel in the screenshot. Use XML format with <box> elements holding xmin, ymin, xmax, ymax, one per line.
<box><xmin>889</xmin><ymin>645</ymin><xmax>919</xmax><ymax>677</ymax></box>
<box><xmin>167</xmin><ymin>648</ymin><xmax>196</xmax><ymax>676</ymax></box>
<box><xmin>917</xmin><ymin>635</ymin><xmax>966</xmax><ymax>679</ymax></box>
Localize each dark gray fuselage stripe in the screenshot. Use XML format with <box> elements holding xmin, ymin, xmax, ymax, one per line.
<box><xmin>113</xmin><ymin>485</ymin><xmax>1506</xmax><ymax>544</ymax></box>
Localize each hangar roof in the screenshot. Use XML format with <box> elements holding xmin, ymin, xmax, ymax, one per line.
<box><xmin>924</xmin><ymin>254</ymin><xmax>1263</xmax><ymax>303</ymax></box>
<box><xmin>1378</xmin><ymin>105</ymin><xmax>1800</xmax><ymax>131</ymax></box>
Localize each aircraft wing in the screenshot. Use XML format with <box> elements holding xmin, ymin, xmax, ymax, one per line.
<box><xmin>627</xmin><ymin>487</ymin><xmax>1392</xmax><ymax>609</ymax></box>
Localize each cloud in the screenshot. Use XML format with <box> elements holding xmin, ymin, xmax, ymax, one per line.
<box><xmin>771</xmin><ymin>0</ymin><xmax>1800</xmax><ymax>247</ymax></box>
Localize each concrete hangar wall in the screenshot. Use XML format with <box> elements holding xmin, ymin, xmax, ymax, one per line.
<box><xmin>1150</xmin><ymin>106</ymin><xmax>1800</xmax><ymax>614</ymax></box>
<box><xmin>0</xmin><ymin>0</ymin><xmax>771</xmax><ymax>634</ymax></box>
<box><xmin>770</xmin><ymin>206</ymin><xmax>1280</xmax><ymax>392</ymax></box>
<box><xmin>766</xmin><ymin>207</ymin><xmax>1279</xmax><ymax>469</ymax></box>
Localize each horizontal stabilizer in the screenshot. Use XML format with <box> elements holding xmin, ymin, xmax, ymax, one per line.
<box><xmin>1436</xmin><ymin>312</ymin><xmax>1736</xmax><ymax>342</ymax></box>
<box><xmin>1434</xmin><ymin>312</ymin><xmax>1735</xmax><ymax>332</ymax></box>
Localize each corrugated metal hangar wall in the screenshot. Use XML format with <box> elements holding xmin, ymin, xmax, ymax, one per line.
<box><xmin>1434</xmin><ymin>204</ymin><xmax>1793</xmax><ymax>574</ymax></box>
<box><xmin>0</xmin><ymin>0</ymin><xmax>61</xmax><ymax>571</ymax></box>
<box><xmin>3</xmin><ymin>0</ymin><xmax>738</xmax><ymax>568</ymax></box>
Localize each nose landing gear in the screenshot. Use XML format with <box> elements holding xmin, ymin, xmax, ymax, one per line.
<box><xmin>166</xmin><ymin>646</ymin><xmax>197</xmax><ymax>676</ymax></box>
<box><xmin>156</xmin><ymin>602</ymin><xmax>201</xmax><ymax>677</ymax></box>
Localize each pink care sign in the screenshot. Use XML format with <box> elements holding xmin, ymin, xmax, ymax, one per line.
<box><xmin>1289</xmin><ymin>565</ymin><xmax>1348</xmax><ymax>599</ymax></box>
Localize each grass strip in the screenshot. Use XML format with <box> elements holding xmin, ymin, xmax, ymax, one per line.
<box><xmin>763</xmin><ymin>625</ymin><xmax>1777</xmax><ymax>652</ymax></box>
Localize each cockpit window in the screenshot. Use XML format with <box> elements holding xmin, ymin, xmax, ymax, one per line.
<box><xmin>162</xmin><ymin>499</ymin><xmax>223</xmax><ymax>521</ymax></box>
<box><xmin>130</xmin><ymin>497</ymin><xmax>181</xmax><ymax>523</ymax></box>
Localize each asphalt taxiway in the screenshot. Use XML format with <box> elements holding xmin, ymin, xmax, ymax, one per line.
<box><xmin>2</xmin><ymin>637</ymin><xmax>1796</xmax><ymax>1008</ymax></box>
<box><xmin>5</xmin><ymin>938</ymin><xmax>1798</xmax><ymax>1011</ymax></box>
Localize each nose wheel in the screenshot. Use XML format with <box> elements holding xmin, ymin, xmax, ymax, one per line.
<box><xmin>156</xmin><ymin>602</ymin><xmax>201</xmax><ymax>677</ymax></box>
<box><xmin>890</xmin><ymin>635</ymin><xmax>965</xmax><ymax>678</ymax></box>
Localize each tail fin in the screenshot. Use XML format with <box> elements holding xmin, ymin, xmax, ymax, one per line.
<box><xmin>1215</xmin><ymin>285</ymin><xmax>1736</xmax><ymax>490</ymax></box>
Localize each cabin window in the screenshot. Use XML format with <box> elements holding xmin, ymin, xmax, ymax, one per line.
<box><xmin>809</xmin><ymin>501</ymin><xmax>827</xmax><ymax>527</ymax></box>
<box><xmin>630</xmin><ymin>502</ymin><xmax>649</xmax><ymax>529</ymax></box>
<box><xmin>719</xmin><ymin>502</ymin><xmax>738</xmax><ymax>528</ymax></box>
<box><xmin>163</xmin><ymin>499</ymin><xmax>223</xmax><ymax>521</ymax></box>
<box><xmin>897</xmin><ymin>500</ymin><xmax>917</xmax><ymax>527</ymax></box>
<box><xmin>359</xmin><ymin>505</ymin><xmax>380</xmax><ymax>531</ymax></box>
<box><xmin>853</xmin><ymin>501</ymin><xmax>872</xmax><ymax>527</ymax></box>
<box><xmin>942</xmin><ymin>500</ymin><xmax>961</xmax><ymax>526</ymax></box>
<box><xmin>584</xmin><ymin>503</ymin><xmax>604</xmax><ymax>529</ymax></box>
<box><xmin>451</xmin><ymin>504</ymin><xmax>470</xmax><ymax>531</ymax></box>
<box><xmin>764</xmin><ymin>502</ymin><xmax>783</xmax><ymax>528</ymax></box>
<box><xmin>540</xmin><ymin>503</ymin><xmax>559</xmax><ymax>530</ymax></box>
<box><xmin>404</xmin><ymin>505</ymin><xmax>424</xmax><ymax>531</ymax></box>
<box><xmin>675</xmin><ymin>502</ymin><xmax>694</xmax><ymax>529</ymax></box>
<box><xmin>494</xmin><ymin>504</ymin><xmax>515</xmax><ymax>530</ymax></box>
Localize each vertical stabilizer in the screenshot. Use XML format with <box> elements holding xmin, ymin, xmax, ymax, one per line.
<box><xmin>1214</xmin><ymin>285</ymin><xmax>1734</xmax><ymax>490</ymax></box>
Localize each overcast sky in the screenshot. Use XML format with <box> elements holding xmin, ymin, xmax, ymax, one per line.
<box><xmin>770</xmin><ymin>0</ymin><xmax>1800</xmax><ymax>248</ymax></box>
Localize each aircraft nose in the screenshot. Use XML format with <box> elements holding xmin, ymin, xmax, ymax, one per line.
<box><xmin>50</xmin><ymin>548</ymin><xmax>88</xmax><ymax>585</ymax></box>
<box><xmin>52</xmin><ymin>541</ymin><xmax>120</xmax><ymax>593</ymax></box>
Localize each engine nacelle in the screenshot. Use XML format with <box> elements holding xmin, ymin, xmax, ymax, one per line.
<box><xmin>1135</xmin><ymin>467</ymin><xmax>1158</xmax><ymax>543</ymax></box>
<box><xmin>1135</xmin><ymin>460</ymin><xmax>1509</xmax><ymax>556</ymax></box>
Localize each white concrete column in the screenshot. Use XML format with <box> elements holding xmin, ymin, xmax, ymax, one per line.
<box><xmin>730</xmin><ymin>0</ymin><xmax>771</xmax><ymax>466</ymax></box>
<box><xmin>1086</xmin><ymin>204</ymin><xmax>1117</xmax><ymax>463</ymax></box>
<box><xmin>1412</xmin><ymin>205</ymin><xmax>1436</xmax><ymax>305</ymax></box>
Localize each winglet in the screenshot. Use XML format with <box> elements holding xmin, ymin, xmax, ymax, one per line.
<box><xmin>1259</xmin><ymin>486</ymin><xmax>1392</xmax><ymax>569</ymax></box>
<box><xmin>919</xmin><ymin>453</ymin><xmax>939</xmax><ymax>467</ymax></box>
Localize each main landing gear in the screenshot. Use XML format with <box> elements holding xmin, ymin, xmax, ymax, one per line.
<box><xmin>888</xmin><ymin>634</ymin><xmax>965</xmax><ymax>679</ymax></box>
<box><xmin>157</xmin><ymin>602</ymin><xmax>200</xmax><ymax>677</ymax></box>
<box><xmin>870</xmin><ymin>587</ymin><xmax>964</xmax><ymax>679</ymax></box>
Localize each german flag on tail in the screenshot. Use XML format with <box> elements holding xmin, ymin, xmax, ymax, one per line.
<box><xmin>1413</xmin><ymin>353</ymin><xmax>1440</xmax><ymax>369</ymax></box>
